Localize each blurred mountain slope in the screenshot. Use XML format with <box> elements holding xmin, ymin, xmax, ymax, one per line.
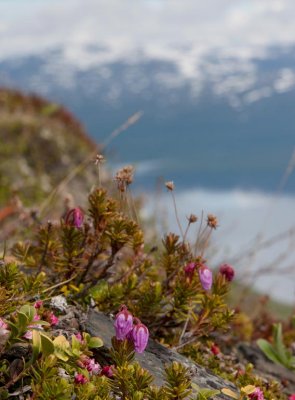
<box><xmin>0</xmin><ymin>88</ymin><xmax>99</xmax><ymax>212</ymax></box>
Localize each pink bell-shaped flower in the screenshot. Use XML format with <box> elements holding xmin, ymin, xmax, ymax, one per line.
<box><xmin>131</xmin><ymin>319</ymin><xmax>149</xmax><ymax>354</ymax></box>
<box><xmin>65</xmin><ymin>207</ymin><xmax>84</xmax><ymax>228</ymax></box>
<box><xmin>114</xmin><ymin>305</ymin><xmax>133</xmax><ymax>340</ymax></box>
<box><xmin>198</xmin><ymin>265</ymin><xmax>213</xmax><ymax>291</ymax></box>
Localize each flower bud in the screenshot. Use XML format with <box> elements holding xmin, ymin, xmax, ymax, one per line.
<box><xmin>114</xmin><ymin>305</ymin><xmax>133</xmax><ymax>340</ymax></box>
<box><xmin>184</xmin><ymin>262</ymin><xmax>196</xmax><ymax>280</ymax></box>
<box><xmin>49</xmin><ymin>312</ymin><xmax>59</xmax><ymax>326</ymax></box>
<box><xmin>219</xmin><ymin>264</ymin><xmax>235</xmax><ymax>282</ymax></box>
<box><xmin>199</xmin><ymin>265</ymin><xmax>213</xmax><ymax>291</ymax></box>
<box><xmin>132</xmin><ymin>320</ymin><xmax>149</xmax><ymax>354</ymax></box>
<box><xmin>101</xmin><ymin>365</ymin><xmax>114</xmax><ymax>378</ymax></box>
<box><xmin>211</xmin><ymin>343</ymin><xmax>220</xmax><ymax>356</ymax></box>
<box><xmin>65</xmin><ymin>207</ymin><xmax>84</xmax><ymax>228</ymax></box>
<box><xmin>34</xmin><ymin>300</ymin><xmax>43</xmax><ymax>309</ymax></box>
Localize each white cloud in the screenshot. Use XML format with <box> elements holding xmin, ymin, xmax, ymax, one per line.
<box><xmin>1</xmin><ymin>0</ymin><xmax>295</xmax><ymax>66</ymax></box>
<box><xmin>274</xmin><ymin>68</ymin><xmax>295</xmax><ymax>93</ymax></box>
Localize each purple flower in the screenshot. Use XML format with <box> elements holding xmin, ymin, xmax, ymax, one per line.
<box><xmin>34</xmin><ymin>300</ymin><xmax>43</xmax><ymax>309</ymax></box>
<box><xmin>75</xmin><ymin>332</ymin><xmax>84</xmax><ymax>343</ymax></box>
<box><xmin>49</xmin><ymin>313</ymin><xmax>59</xmax><ymax>326</ymax></box>
<box><xmin>219</xmin><ymin>264</ymin><xmax>235</xmax><ymax>282</ymax></box>
<box><xmin>83</xmin><ymin>357</ymin><xmax>101</xmax><ymax>376</ymax></box>
<box><xmin>249</xmin><ymin>388</ymin><xmax>265</xmax><ymax>400</ymax></box>
<box><xmin>74</xmin><ymin>373</ymin><xmax>88</xmax><ymax>384</ymax></box>
<box><xmin>0</xmin><ymin>318</ymin><xmax>8</xmax><ymax>331</ymax></box>
<box><xmin>114</xmin><ymin>305</ymin><xmax>133</xmax><ymax>340</ymax></box>
<box><xmin>0</xmin><ymin>318</ymin><xmax>10</xmax><ymax>346</ymax></box>
<box><xmin>23</xmin><ymin>315</ymin><xmax>43</xmax><ymax>340</ymax></box>
<box><xmin>199</xmin><ymin>266</ymin><xmax>213</xmax><ymax>291</ymax></box>
<box><xmin>65</xmin><ymin>207</ymin><xmax>84</xmax><ymax>228</ymax></box>
<box><xmin>132</xmin><ymin>320</ymin><xmax>149</xmax><ymax>354</ymax></box>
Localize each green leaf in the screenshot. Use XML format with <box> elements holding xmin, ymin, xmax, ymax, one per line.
<box><xmin>197</xmin><ymin>388</ymin><xmax>221</xmax><ymax>399</ymax></box>
<box><xmin>17</xmin><ymin>312</ymin><xmax>30</xmax><ymax>329</ymax></box>
<box><xmin>29</xmin><ymin>320</ymin><xmax>50</xmax><ymax>327</ymax></box>
<box><xmin>71</xmin><ymin>334</ymin><xmax>81</xmax><ymax>351</ymax></box>
<box><xmin>88</xmin><ymin>336</ymin><xmax>103</xmax><ymax>348</ymax></box>
<box><xmin>257</xmin><ymin>339</ymin><xmax>282</xmax><ymax>365</ymax></box>
<box><xmin>40</xmin><ymin>332</ymin><xmax>54</xmax><ymax>356</ymax></box>
<box><xmin>273</xmin><ymin>323</ymin><xmax>288</xmax><ymax>365</ymax></box>
<box><xmin>28</xmin><ymin>330</ymin><xmax>42</xmax><ymax>366</ymax></box>
<box><xmin>7</xmin><ymin>321</ymin><xmax>19</xmax><ymax>337</ymax></box>
<box><xmin>19</xmin><ymin>305</ymin><xmax>35</xmax><ymax>321</ymax></box>
<box><xmin>53</xmin><ymin>335</ymin><xmax>70</xmax><ymax>361</ymax></box>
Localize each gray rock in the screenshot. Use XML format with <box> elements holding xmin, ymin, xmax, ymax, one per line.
<box><xmin>85</xmin><ymin>309</ymin><xmax>237</xmax><ymax>399</ymax></box>
<box><xmin>238</xmin><ymin>342</ymin><xmax>295</xmax><ymax>393</ymax></box>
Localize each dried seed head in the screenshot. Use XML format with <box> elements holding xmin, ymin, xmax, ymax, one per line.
<box><xmin>207</xmin><ymin>214</ymin><xmax>218</xmax><ymax>229</ymax></box>
<box><xmin>165</xmin><ymin>181</ymin><xmax>174</xmax><ymax>191</ymax></box>
<box><xmin>188</xmin><ymin>214</ymin><xmax>197</xmax><ymax>223</ymax></box>
<box><xmin>95</xmin><ymin>154</ymin><xmax>105</xmax><ymax>165</ymax></box>
<box><xmin>114</xmin><ymin>165</ymin><xmax>134</xmax><ymax>192</ymax></box>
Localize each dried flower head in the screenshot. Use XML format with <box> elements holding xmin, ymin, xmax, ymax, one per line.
<box><xmin>165</xmin><ymin>181</ymin><xmax>174</xmax><ymax>191</ymax></box>
<box><xmin>94</xmin><ymin>154</ymin><xmax>105</xmax><ymax>165</ymax></box>
<box><xmin>207</xmin><ymin>214</ymin><xmax>218</xmax><ymax>229</ymax></box>
<box><xmin>114</xmin><ymin>165</ymin><xmax>134</xmax><ymax>192</ymax></box>
<box><xmin>187</xmin><ymin>214</ymin><xmax>197</xmax><ymax>223</ymax></box>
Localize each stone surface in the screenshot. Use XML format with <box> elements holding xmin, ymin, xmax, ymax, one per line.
<box><xmin>85</xmin><ymin>309</ymin><xmax>238</xmax><ymax>399</ymax></box>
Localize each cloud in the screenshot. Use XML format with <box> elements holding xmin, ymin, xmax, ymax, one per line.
<box><xmin>1</xmin><ymin>0</ymin><xmax>295</xmax><ymax>65</ymax></box>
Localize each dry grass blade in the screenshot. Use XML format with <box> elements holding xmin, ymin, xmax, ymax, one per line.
<box><xmin>39</xmin><ymin>111</ymin><xmax>144</xmax><ymax>217</ymax></box>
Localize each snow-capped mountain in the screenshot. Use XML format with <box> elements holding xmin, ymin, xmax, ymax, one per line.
<box><xmin>1</xmin><ymin>44</ymin><xmax>295</xmax><ymax>192</ymax></box>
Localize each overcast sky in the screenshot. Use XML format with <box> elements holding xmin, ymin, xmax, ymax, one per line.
<box><xmin>1</xmin><ymin>0</ymin><xmax>295</xmax><ymax>63</ymax></box>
